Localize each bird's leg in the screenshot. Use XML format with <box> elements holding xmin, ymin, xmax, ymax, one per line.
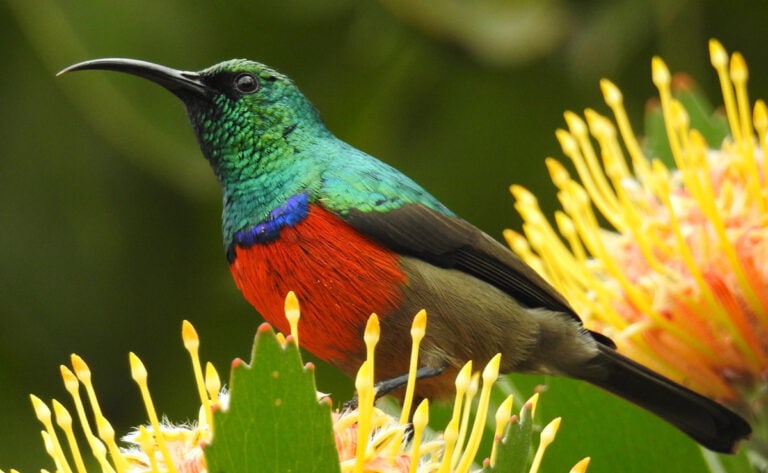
<box><xmin>342</xmin><ymin>365</ymin><xmax>445</xmax><ymax>411</ymax></box>
<box><xmin>374</xmin><ymin>365</ymin><xmax>445</xmax><ymax>399</ymax></box>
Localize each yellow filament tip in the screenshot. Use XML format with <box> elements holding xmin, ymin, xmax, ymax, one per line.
<box><xmin>529</xmin><ymin>417</ymin><xmax>562</xmax><ymax>473</ymax></box>
<box><xmin>128</xmin><ymin>352</ymin><xmax>178</xmax><ymax>473</ymax></box>
<box><xmin>490</xmin><ymin>394</ymin><xmax>514</xmax><ymax>468</ymax></box>
<box><xmin>353</xmin><ymin>360</ymin><xmax>373</xmax><ymax>473</ymax></box>
<box><xmin>285</xmin><ymin>291</ymin><xmax>300</xmax><ymax>345</ymax></box>
<box><xmin>409</xmin><ymin>399</ymin><xmax>429</xmax><ymax>473</ymax></box>
<box><xmin>545</xmin><ymin>158</ymin><xmax>570</xmax><ymax>188</ymax></box>
<box><xmin>730</xmin><ymin>52</ymin><xmax>748</xmax><ymax>83</ymax></box>
<box><xmin>30</xmin><ymin>395</ymin><xmax>51</xmax><ymax>423</ymax></box>
<box><xmin>181</xmin><ymin>319</ymin><xmax>199</xmax><ymax>350</ymax></box>
<box><xmin>438</xmin><ymin>417</ymin><xmax>460</xmax><ymax>473</ymax></box>
<box><xmin>52</xmin><ymin>400</ymin><xmax>87</xmax><ymax>473</ymax></box>
<box><xmin>651</xmin><ymin>56</ymin><xmax>671</xmax><ymax>88</ymax></box>
<box><xmin>564</xmin><ymin>110</ymin><xmax>587</xmax><ymax>136</ymax></box>
<box><xmin>205</xmin><ymin>362</ymin><xmax>222</xmax><ymax>406</ymax></box>
<box><xmin>600</xmin><ymin>79</ymin><xmax>622</xmax><ymax>106</ymax></box>
<box><xmin>709</xmin><ymin>39</ymin><xmax>728</xmax><ymax>68</ymax></box>
<box><xmin>455</xmin><ymin>354</ymin><xmax>501</xmax><ymax>473</ymax></box>
<box><xmin>400</xmin><ymin>310</ymin><xmax>427</xmax><ymax>425</ymax></box>
<box><xmin>60</xmin><ymin>366</ymin><xmax>79</xmax><ymax>393</ymax></box>
<box><xmin>70</xmin><ymin>354</ymin><xmax>91</xmax><ymax>384</ymax></box>
<box><xmin>364</xmin><ymin>313</ymin><xmax>380</xmax><ymax>381</ymax></box>
<box><xmin>570</xmin><ymin>457</ymin><xmax>592</xmax><ymax>473</ymax></box>
<box><xmin>181</xmin><ymin>320</ymin><xmax>213</xmax><ymax>431</ymax></box>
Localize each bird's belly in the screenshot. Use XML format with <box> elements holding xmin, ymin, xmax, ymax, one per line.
<box><xmin>229</xmin><ymin>204</ymin><xmax>406</xmax><ymax>366</ymax></box>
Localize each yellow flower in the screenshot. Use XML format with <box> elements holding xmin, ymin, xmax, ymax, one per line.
<box><xmin>506</xmin><ymin>39</ymin><xmax>767</xmax><ymax>421</ymax></box>
<box><xmin>6</xmin><ymin>293</ymin><xmax>588</xmax><ymax>473</ymax></box>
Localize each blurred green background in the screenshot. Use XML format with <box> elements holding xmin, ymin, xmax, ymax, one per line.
<box><xmin>2</xmin><ymin>0</ymin><xmax>766</xmax><ymax>471</ymax></box>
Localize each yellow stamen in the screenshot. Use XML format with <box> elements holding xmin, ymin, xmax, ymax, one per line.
<box><xmin>40</xmin><ymin>432</ymin><xmax>58</xmax><ymax>471</ymax></box>
<box><xmin>70</xmin><ymin>355</ymin><xmax>104</xmax><ymax>422</ymax></box>
<box><xmin>528</xmin><ymin>392</ymin><xmax>540</xmax><ymax>418</ymax></box>
<box><xmin>438</xmin><ymin>417</ymin><xmax>460</xmax><ymax>473</ymax></box>
<box><xmin>585</xmin><ymin>108</ymin><xmax>631</xmax><ymax>182</ymax></box>
<box><xmin>353</xmin><ymin>360</ymin><xmax>373</xmax><ymax>473</ymax></box>
<box><xmin>70</xmin><ymin>354</ymin><xmax>130</xmax><ymax>473</ymax></box>
<box><xmin>447</xmin><ymin>362</ymin><xmax>471</xmax><ymax>469</ymax></box>
<box><xmin>570</xmin><ymin>457</ymin><xmax>591</xmax><ymax>473</ymax></box>
<box><xmin>455</xmin><ymin>354</ymin><xmax>501</xmax><ymax>473</ymax></box>
<box><xmin>182</xmin><ymin>320</ymin><xmax>213</xmax><ymax>430</ymax></box>
<box><xmin>566</xmin><ymin>110</ymin><xmax>624</xmax><ymax>226</ymax></box>
<box><xmin>452</xmin><ymin>372</ymin><xmax>480</xmax><ymax>470</ymax></box>
<box><xmin>284</xmin><ymin>290</ymin><xmax>300</xmax><ymax>345</ymax></box>
<box><xmin>565</xmin><ymin>175</ymin><xmax>713</xmax><ymax>352</ymax></box>
<box><xmin>754</xmin><ymin>100</ymin><xmax>768</xmax><ymax>209</ymax></box>
<box><xmin>553</xmin><ymin>211</ymin><xmax>585</xmax><ymax>263</ymax></box>
<box><xmin>600</xmin><ymin>78</ymin><xmax>651</xmax><ymax>185</ymax></box>
<box><xmin>364</xmin><ymin>313</ymin><xmax>380</xmax><ymax>387</ymax></box>
<box><xmin>409</xmin><ymin>399</ymin><xmax>429</xmax><ymax>473</ymax></box>
<box><xmin>489</xmin><ymin>394</ymin><xmax>514</xmax><ymax>468</ymax></box>
<box><xmin>400</xmin><ymin>309</ymin><xmax>426</xmax><ymax>425</ymax></box>
<box><xmin>653</xmin><ymin>56</ymin><xmax>689</xmax><ymax>170</ymax></box>
<box><xmin>648</xmin><ymin>159</ymin><xmax>765</xmax><ymax>369</ymax></box>
<box><xmin>689</xmin><ymin>130</ymin><xmax>768</xmax><ymax>325</ymax></box>
<box><xmin>95</xmin><ymin>415</ymin><xmax>128</xmax><ymax>473</ymax></box>
<box><xmin>709</xmin><ymin>39</ymin><xmax>742</xmax><ymax>144</ymax></box>
<box><xmin>59</xmin><ymin>365</ymin><xmax>115</xmax><ymax>473</ymax></box>
<box><xmin>555</xmin><ymin>126</ymin><xmax>622</xmax><ymax>230</ymax></box>
<box><xmin>730</xmin><ymin>52</ymin><xmax>754</xmax><ymax>149</ymax></box>
<box><xmin>730</xmin><ymin>52</ymin><xmax>764</xmax><ymax>214</ymax></box>
<box><xmin>205</xmin><ymin>361</ymin><xmax>222</xmax><ymax>407</ymax></box>
<box><xmin>510</xmin><ymin>182</ymin><xmax>628</xmax><ymax>331</ymax></box>
<box><xmin>31</xmin><ymin>395</ymin><xmax>72</xmax><ymax>473</ymax></box>
<box><xmin>52</xmin><ymin>400</ymin><xmax>87</xmax><ymax>473</ymax></box>
<box><xmin>529</xmin><ymin>417</ymin><xmax>561</xmax><ymax>473</ymax></box>
<box><xmin>136</xmin><ymin>425</ymin><xmax>161</xmax><ymax>473</ymax></box>
<box><xmin>129</xmin><ymin>352</ymin><xmax>178</xmax><ymax>473</ymax></box>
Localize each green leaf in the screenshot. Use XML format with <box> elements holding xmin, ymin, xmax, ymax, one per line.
<box><xmin>205</xmin><ymin>323</ymin><xmax>341</xmax><ymax>473</ymax></box>
<box><xmin>485</xmin><ymin>398</ymin><xmax>536</xmax><ymax>473</ymax></box>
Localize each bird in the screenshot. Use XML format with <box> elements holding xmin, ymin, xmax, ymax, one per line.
<box><xmin>59</xmin><ymin>57</ymin><xmax>751</xmax><ymax>453</ymax></box>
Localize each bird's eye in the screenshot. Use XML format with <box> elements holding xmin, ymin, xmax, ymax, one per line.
<box><xmin>233</xmin><ymin>73</ymin><xmax>259</xmax><ymax>94</ymax></box>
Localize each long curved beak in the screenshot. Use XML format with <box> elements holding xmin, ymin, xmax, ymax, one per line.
<box><xmin>58</xmin><ymin>58</ymin><xmax>214</xmax><ymax>99</ymax></box>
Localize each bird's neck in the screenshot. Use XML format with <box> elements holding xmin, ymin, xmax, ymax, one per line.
<box><xmin>220</xmin><ymin>151</ymin><xmax>312</xmax><ymax>243</ymax></box>
<box><xmin>210</xmin><ymin>126</ymin><xmax>337</xmax><ymax>254</ymax></box>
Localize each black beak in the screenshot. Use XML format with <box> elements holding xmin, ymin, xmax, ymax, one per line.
<box><xmin>58</xmin><ymin>58</ymin><xmax>214</xmax><ymax>99</ymax></box>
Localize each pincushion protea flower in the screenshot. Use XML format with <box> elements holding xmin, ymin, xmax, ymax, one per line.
<box><xmin>3</xmin><ymin>292</ymin><xmax>588</xmax><ymax>473</ymax></box>
<box><xmin>506</xmin><ymin>39</ymin><xmax>767</xmax><ymax>443</ymax></box>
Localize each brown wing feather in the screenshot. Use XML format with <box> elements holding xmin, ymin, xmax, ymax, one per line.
<box><xmin>342</xmin><ymin>204</ymin><xmax>615</xmax><ymax>347</ymax></box>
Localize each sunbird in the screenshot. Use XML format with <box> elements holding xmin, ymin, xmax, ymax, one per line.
<box><xmin>60</xmin><ymin>58</ymin><xmax>751</xmax><ymax>453</ymax></box>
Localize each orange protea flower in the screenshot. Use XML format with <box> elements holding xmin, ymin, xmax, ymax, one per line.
<box><xmin>5</xmin><ymin>292</ymin><xmax>586</xmax><ymax>473</ymax></box>
<box><xmin>506</xmin><ymin>39</ymin><xmax>767</xmax><ymax>426</ymax></box>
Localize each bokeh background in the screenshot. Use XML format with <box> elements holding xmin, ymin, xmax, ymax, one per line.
<box><xmin>2</xmin><ymin>1</ymin><xmax>766</xmax><ymax>471</ymax></box>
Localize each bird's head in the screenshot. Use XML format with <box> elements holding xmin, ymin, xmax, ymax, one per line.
<box><xmin>59</xmin><ymin>58</ymin><xmax>326</xmax><ymax>181</ymax></box>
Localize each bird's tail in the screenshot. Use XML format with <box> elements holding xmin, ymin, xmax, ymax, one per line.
<box><xmin>579</xmin><ymin>344</ymin><xmax>751</xmax><ymax>454</ymax></box>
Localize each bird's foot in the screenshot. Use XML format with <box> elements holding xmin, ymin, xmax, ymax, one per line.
<box><xmin>342</xmin><ymin>365</ymin><xmax>444</xmax><ymax>411</ymax></box>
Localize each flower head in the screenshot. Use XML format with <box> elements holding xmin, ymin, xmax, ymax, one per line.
<box><xmin>6</xmin><ymin>292</ymin><xmax>587</xmax><ymax>473</ymax></box>
<box><xmin>507</xmin><ymin>40</ymin><xmax>768</xmax><ymax>422</ymax></box>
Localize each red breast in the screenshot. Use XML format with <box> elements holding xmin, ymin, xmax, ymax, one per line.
<box><xmin>228</xmin><ymin>204</ymin><xmax>407</xmax><ymax>367</ymax></box>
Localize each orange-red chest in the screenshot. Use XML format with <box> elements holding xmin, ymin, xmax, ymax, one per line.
<box><xmin>228</xmin><ymin>204</ymin><xmax>406</xmax><ymax>363</ymax></box>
